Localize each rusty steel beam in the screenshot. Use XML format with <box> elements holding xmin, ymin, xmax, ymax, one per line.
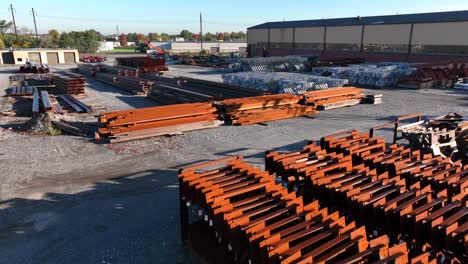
<box><xmin>179</xmin><ymin>156</ymin><xmax>418</xmax><ymax>264</ymax></box>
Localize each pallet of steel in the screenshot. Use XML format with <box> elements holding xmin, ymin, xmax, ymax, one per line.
<box><xmin>302</xmin><ymin>87</ymin><xmax>365</xmax><ymax>110</ymax></box>
<box><xmin>179</xmin><ymin>156</ymin><xmax>417</xmax><ymax>264</ymax></box>
<box><xmin>53</xmin><ymin>72</ymin><xmax>86</xmax><ymax>95</ymax></box>
<box><xmin>265</xmin><ymin>132</ymin><xmax>467</xmax><ymax>261</ymax></box>
<box><xmin>216</xmin><ymin>94</ymin><xmax>316</xmax><ymax>125</ymax></box>
<box><xmin>7</xmin><ymin>86</ymin><xmax>38</xmax><ymax>96</ymax></box>
<box><xmin>96</xmin><ymin>102</ymin><xmax>221</xmax><ymax>143</ymax></box>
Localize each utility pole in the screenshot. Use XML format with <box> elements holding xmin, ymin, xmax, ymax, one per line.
<box><xmin>9</xmin><ymin>4</ymin><xmax>18</xmax><ymax>43</ymax></box>
<box><xmin>116</xmin><ymin>24</ymin><xmax>119</xmax><ymax>37</ymax></box>
<box><xmin>200</xmin><ymin>12</ymin><xmax>203</xmax><ymax>52</ymax></box>
<box><xmin>31</xmin><ymin>8</ymin><xmax>39</xmax><ymax>47</ymax></box>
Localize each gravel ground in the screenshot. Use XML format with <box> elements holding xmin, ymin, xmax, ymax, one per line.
<box><xmin>0</xmin><ymin>63</ymin><xmax>467</xmax><ymax>263</ymax></box>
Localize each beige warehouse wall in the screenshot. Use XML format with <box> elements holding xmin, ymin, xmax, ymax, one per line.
<box><xmin>247</xmin><ymin>29</ymin><xmax>269</xmax><ymax>44</ymax></box>
<box><xmin>270</xmin><ymin>28</ymin><xmax>294</xmax><ymax>43</ymax></box>
<box><xmin>326</xmin><ymin>26</ymin><xmax>362</xmax><ymax>44</ymax></box>
<box><xmin>412</xmin><ymin>22</ymin><xmax>468</xmax><ymax>45</ymax></box>
<box><xmin>364</xmin><ymin>24</ymin><xmax>411</xmax><ymax>44</ymax></box>
<box><xmin>295</xmin><ymin>27</ymin><xmax>325</xmax><ymax>43</ymax></box>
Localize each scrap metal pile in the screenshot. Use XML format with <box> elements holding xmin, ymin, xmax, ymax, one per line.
<box><xmin>396</xmin><ymin>113</ymin><xmax>467</xmax><ymax>160</ymax></box>
<box><xmin>398</xmin><ymin>62</ymin><xmax>468</xmax><ymax>89</ymax></box>
<box><xmin>96</xmin><ymin>88</ymin><xmax>375</xmax><ymax>143</ymax></box>
<box><xmin>53</xmin><ymin>72</ymin><xmax>86</xmax><ymax>95</ymax></box>
<box><xmin>179</xmin><ymin>129</ymin><xmax>466</xmax><ymax>263</ymax></box>
<box><xmin>222</xmin><ymin>72</ymin><xmax>349</xmax><ymax>94</ymax></box>
<box><xmin>19</xmin><ymin>62</ymin><xmax>50</xmax><ymax>74</ymax></box>
<box><xmin>311</xmin><ymin>63</ymin><xmax>416</xmax><ymax>88</ymax></box>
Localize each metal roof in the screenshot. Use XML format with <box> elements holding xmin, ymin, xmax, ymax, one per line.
<box><xmin>248</xmin><ymin>10</ymin><xmax>468</xmax><ymax>29</ymax></box>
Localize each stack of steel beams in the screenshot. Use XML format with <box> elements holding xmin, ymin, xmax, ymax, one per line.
<box><xmin>96</xmin><ymin>102</ymin><xmax>221</xmax><ymax>143</ymax></box>
<box><xmin>179</xmin><ymin>155</ymin><xmax>448</xmax><ymax>263</ymax></box>
<box><xmin>53</xmin><ymin>72</ymin><xmax>86</xmax><ymax>95</ymax></box>
<box><xmin>216</xmin><ymin>94</ymin><xmax>316</xmax><ymax>125</ymax></box>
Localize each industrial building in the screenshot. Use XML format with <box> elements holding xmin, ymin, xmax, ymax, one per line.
<box><xmin>0</xmin><ymin>48</ymin><xmax>79</xmax><ymax>65</ymax></box>
<box><xmin>98</xmin><ymin>41</ymin><xmax>247</xmax><ymax>54</ymax></box>
<box><xmin>247</xmin><ymin>10</ymin><xmax>468</xmax><ymax>61</ymax></box>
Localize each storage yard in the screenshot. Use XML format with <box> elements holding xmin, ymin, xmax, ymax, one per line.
<box><xmin>0</xmin><ymin>8</ymin><xmax>468</xmax><ymax>264</ymax></box>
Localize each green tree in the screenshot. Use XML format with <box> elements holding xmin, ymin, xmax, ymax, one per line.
<box><xmin>237</xmin><ymin>31</ymin><xmax>246</xmax><ymax>40</ymax></box>
<box><xmin>204</xmin><ymin>32</ymin><xmax>216</xmax><ymax>41</ymax></box>
<box><xmin>159</xmin><ymin>33</ymin><xmax>170</xmax><ymax>41</ymax></box>
<box><xmin>127</xmin><ymin>33</ymin><xmax>137</xmax><ymax>42</ymax></box>
<box><xmin>180</xmin><ymin>30</ymin><xmax>193</xmax><ymax>41</ymax></box>
<box><xmin>223</xmin><ymin>32</ymin><xmax>232</xmax><ymax>41</ymax></box>
<box><xmin>59</xmin><ymin>32</ymin><xmax>73</xmax><ymax>48</ymax></box>
<box><xmin>49</xmin><ymin>29</ymin><xmax>60</xmax><ymax>47</ymax></box>
<box><xmin>0</xmin><ymin>20</ymin><xmax>13</xmax><ymax>34</ymax></box>
<box><xmin>0</xmin><ymin>35</ymin><xmax>5</xmax><ymax>48</ymax></box>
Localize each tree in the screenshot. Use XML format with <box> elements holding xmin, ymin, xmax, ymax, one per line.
<box><xmin>159</xmin><ymin>33</ymin><xmax>170</xmax><ymax>41</ymax></box>
<box><xmin>136</xmin><ymin>33</ymin><xmax>145</xmax><ymax>43</ymax></box>
<box><xmin>204</xmin><ymin>32</ymin><xmax>216</xmax><ymax>41</ymax></box>
<box><xmin>126</xmin><ymin>32</ymin><xmax>137</xmax><ymax>42</ymax></box>
<box><xmin>217</xmin><ymin>32</ymin><xmax>224</xmax><ymax>41</ymax></box>
<box><xmin>49</xmin><ymin>29</ymin><xmax>60</xmax><ymax>47</ymax></box>
<box><xmin>223</xmin><ymin>32</ymin><xmax>232</xmax><ymax>41</ymax></box>
<box><xmin>180</xmin><ymin>29</ymin><xmax>193</xmax><ymax>41</ymax></box>
<box><xmin>59</xmin><ymin>32</ymin><xmax>73</xmax><ymax>48</ymax></box>
<box><xmin>0</xmin><ymin>35</ymin><xmax>5</xmax><ymax>48</ymax></box>
<box><xmin>237</xmin><ymin>31</ymin><xmax>247</xmax><ymax>40</ymax></box>
<box><xmin>0</xmin><ymin>20</ymin><xmax>13</xmax><ymax>34</ymax></box>
<box><xmin>119</xmin><ymin>33</ymin><xmax>128</xmax><ymax>47</ymax></box>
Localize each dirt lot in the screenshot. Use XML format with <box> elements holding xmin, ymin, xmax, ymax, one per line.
<box><xmin>0</xmin><ymin>64</ymin><xmax>467</xmax><ymax>263</ymax></box>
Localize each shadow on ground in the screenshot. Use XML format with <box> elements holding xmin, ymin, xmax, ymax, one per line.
<box><xmin>0</xmin><ymin>169</ymin><xmax>201</xmax><ymax>264</ymax></box>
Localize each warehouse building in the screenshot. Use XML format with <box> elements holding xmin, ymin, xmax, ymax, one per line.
<box><xmin>0</xmin><ymin>48</ymin><xmax>79</xmax><ymax>65</ymax></box>
<box><xmin>247</xmin><ymin>10</ymin><xmax>468</xmax><ymax>62</ymax></box>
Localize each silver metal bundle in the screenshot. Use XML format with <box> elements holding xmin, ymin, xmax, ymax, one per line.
<box><xmin>239</xmin><ymin>56</ymin><xmax>309</xmax><ymax>73</ymax></box>
<box><xmin>222</xmin><ymin>72</ymin><xmax>348</xmax><ymax>95</ymax></box>
<box><xmin>310</xmin><ymin>63</ymin><xmax>416</xmax><ymax>88</ymax></box>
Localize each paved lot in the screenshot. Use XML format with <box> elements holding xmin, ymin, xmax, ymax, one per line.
<box><xmin>0</xmin><ymin>64</ymin><xmax>467</xmax><ymax>263</ymax></box>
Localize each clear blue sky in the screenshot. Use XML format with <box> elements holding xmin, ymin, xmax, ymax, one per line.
<box><xmin>1</xmin><ymin>0</ymin><xmax>468</xmax><ymax>35</ymax></box>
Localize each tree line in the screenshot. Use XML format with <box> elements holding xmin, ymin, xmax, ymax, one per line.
<box><xmin>0</xmin><ymin>20</ymin><xmax>247</xmax><ymax>52</ymax></box>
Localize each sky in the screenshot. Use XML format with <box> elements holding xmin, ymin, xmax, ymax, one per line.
<box><xmin>1</xmin><ymin>0</ymin><xmax>468</xmax><ymax>35</ymax></box>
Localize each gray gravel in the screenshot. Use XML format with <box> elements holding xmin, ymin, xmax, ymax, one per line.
<box><xmin>0</xmin><ymin>63</ymin><xmax>467</xmax><ymax>263</ymax></box>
